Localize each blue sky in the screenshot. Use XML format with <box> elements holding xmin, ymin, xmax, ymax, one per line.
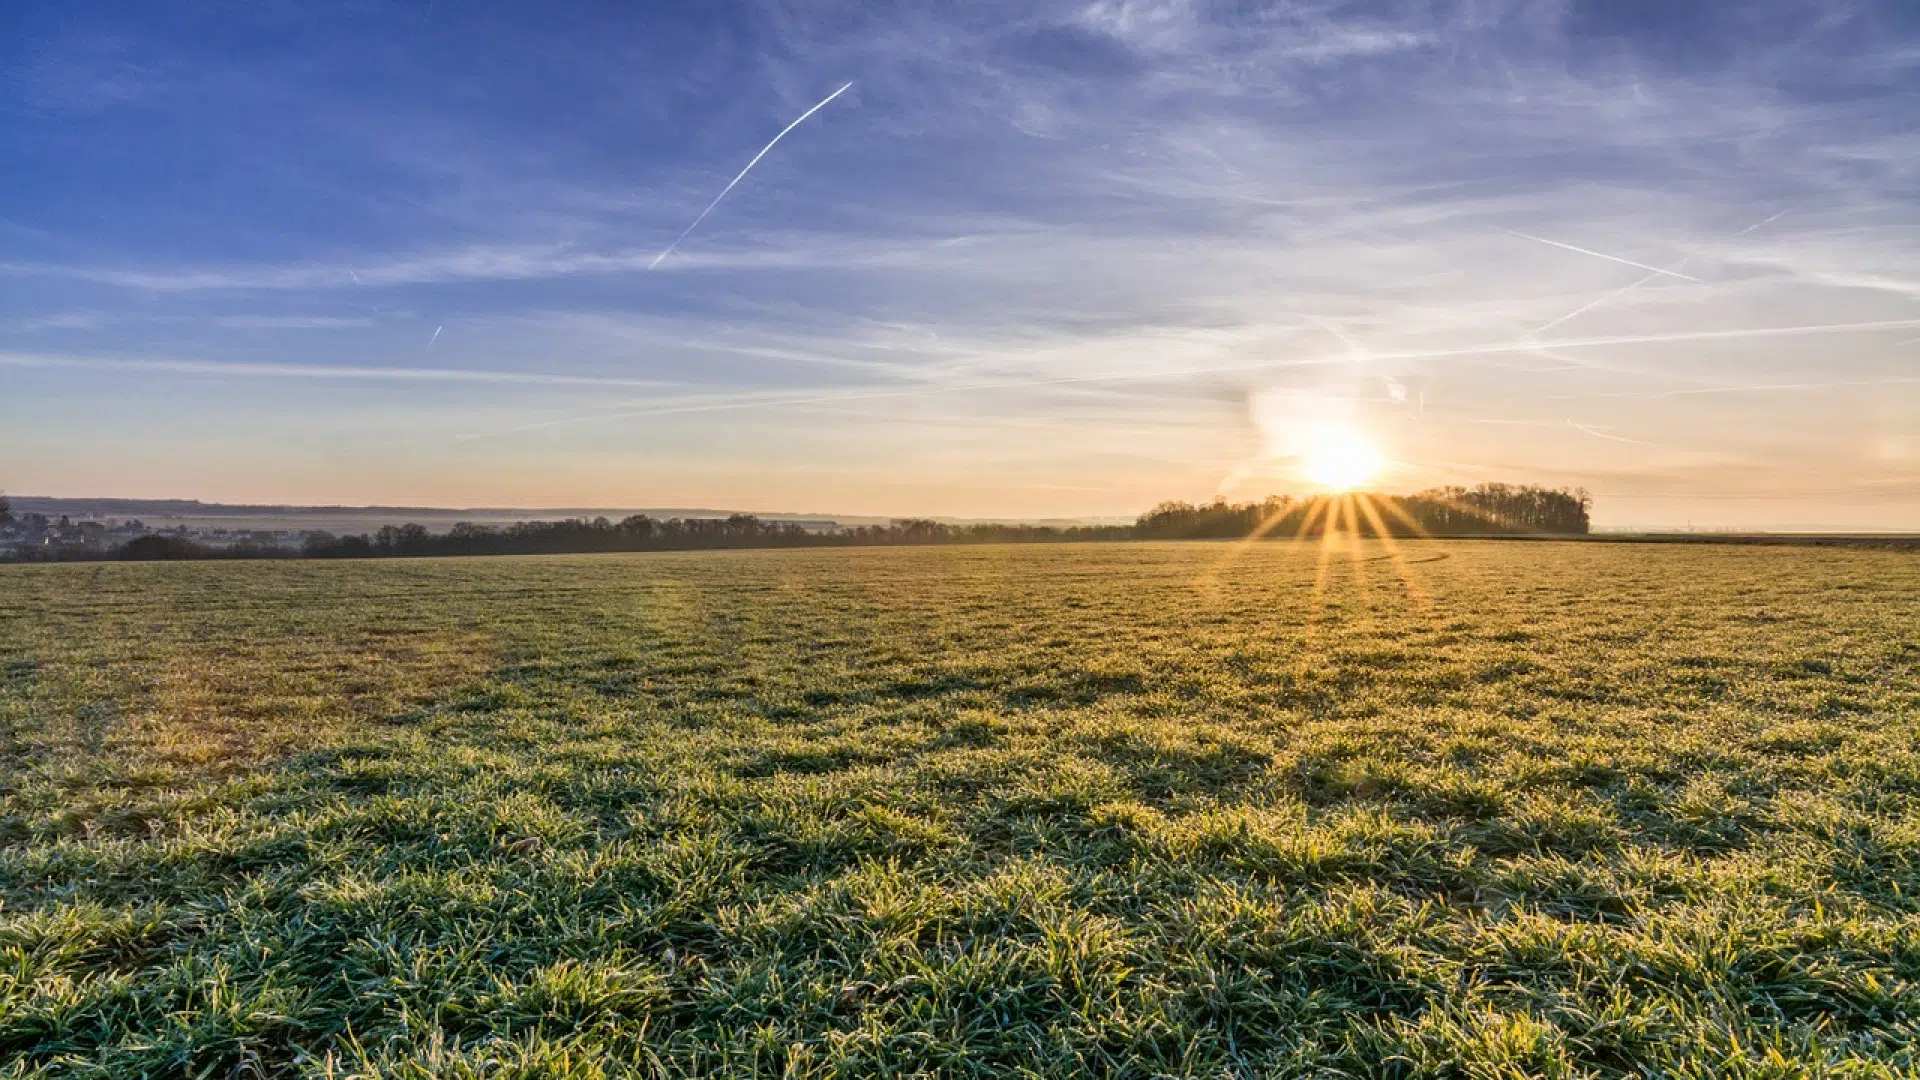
<box><xmin>3</xmin><ymin>0</ymin><xmax>1917</xmax><ymax>527</ymax></box>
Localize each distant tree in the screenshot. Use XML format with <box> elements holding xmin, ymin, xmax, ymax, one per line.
<box><xmin>375</xmin><ymin>523</ymin><xmax>433</xmax><ymax>555</ymax></box>
<box><xmin>0</xmin><ymin>491</ymin><xmax>11</xmax><ymax>526</ymax></box>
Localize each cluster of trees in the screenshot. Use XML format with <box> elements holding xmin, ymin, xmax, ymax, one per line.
<box><xmin>1136</xmin><ymin>484</ymin><xmax>1591</xmax><ymax>539</ymax></box>
<box><xmin>1412</xmin><ymin>484</ymin><xmax>1593</xmax><ymax>534</ymax></box>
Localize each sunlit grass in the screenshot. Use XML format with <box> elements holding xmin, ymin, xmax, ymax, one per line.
<box><xmin>1</xmin><ymin>542</ymin><xmax>1917</xmax><ymax>1076</ymax></box>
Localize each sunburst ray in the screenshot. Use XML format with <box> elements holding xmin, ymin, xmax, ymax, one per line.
<box><xmin>1354</xmin><ymin>492</ymin><xmax>1435</xmax><ymax>615</ymax></box>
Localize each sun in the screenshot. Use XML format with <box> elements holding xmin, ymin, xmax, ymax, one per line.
<box><xmin>1300</xmin><ymin>425</ymin><xmax>1385</xmax><ymax>491</ymax></box>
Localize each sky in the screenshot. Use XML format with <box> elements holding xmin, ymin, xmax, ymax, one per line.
<box><xmin>2</xmin><ymin>0</ymin><xmax>1917</xmax><ymax>529</ymax></box>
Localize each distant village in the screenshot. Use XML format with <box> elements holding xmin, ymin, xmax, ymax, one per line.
<box><xmin>0</xmin><ymin>493</ymin><xmax>837</xmax><ymax>561</ymax></box>
<box><xmin>0</xmin><ymin>510</ymin><xmax>309</xmax><ymax>556</ymax></box>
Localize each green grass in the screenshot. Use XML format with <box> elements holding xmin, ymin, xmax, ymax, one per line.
<box><xmin>2</xmin><ymin>541</ymin><xmax>1917</xmax><ymax>1078</ymax></box>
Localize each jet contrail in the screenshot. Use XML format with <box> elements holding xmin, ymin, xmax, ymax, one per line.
<box><xmin>1567</xmin><ymin>419</ymin><xmax>1659</xmax><ymax>446</ymax></box>
<box><xmin>649</xmin><ymin>81</ymin><xmax>854</xmax><ymax>270</ymax></box>
<box><xmin>1499</xmin><ymin>228</ymin><xmax>1701</xmax><ymax>282</ymax></box>
<box><xmin>1532</xmin><ymin>271</ymin><xmax>1667</xmax><ymax>336</ymax></box>
<box><xmin>1734</xmin><ymin>208</ymin><xmax>1792</xmax><ymax>236</ymax></box>
<box><xmin>1531</xmin><ymin>206</ymin><xmax>1793</xmax><ymax>335</ymax></box>
<box><xmin>427</xmin><ymin>325</ymin><xmax>443</xmax><ymax>350</ymax></box>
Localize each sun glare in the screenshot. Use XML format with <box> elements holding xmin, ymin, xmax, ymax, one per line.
<box><xmin>1301</xmin><ymin>426</ymin><xmax>1385</xmax><ymax>491</ymax></box>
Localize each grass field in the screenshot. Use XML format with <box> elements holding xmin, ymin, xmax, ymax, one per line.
<box><xmin>2</xmin><ymin>541</ymin><xmax>1918</xmax><ymax>1077</ymax></box>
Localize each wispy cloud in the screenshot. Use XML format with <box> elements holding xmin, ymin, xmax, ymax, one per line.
<box><xmin>0</xmin><ymin>351</ymin><xmax>679</xmax><ymax>390</ymax></box>
<box><xmin>13</xmin><ymin>32</ymin><xmax>170</xmax><ymax>114</ymax></box>
<box><xmin>3</xmin><ymin>311</ymin><xmax>374</xmax><ymax>332</ymax></box>
<box><xmin>5</xmin><ymin>0</ymin><xmax>1918</xmax><ymax>524</ymax></box>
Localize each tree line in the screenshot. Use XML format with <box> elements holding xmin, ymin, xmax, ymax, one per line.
<box><xmin>2</xmin><ymin>483</ymin><xmax>1592</xmax><ymax>563</ymax></box>
<box><xmin>1135</xmin><ymin>484</ymin><xmax>1592</xmax><ymax>539</ymax></box>
<box><xmin>75</xmin><ymin>515</ymin><xmax>1132</xmax><ymax>562</ymax></box>
<box><xmin>297</xmin><ymin>515</ymin><xmax>1134</xmax><ymax>558</ymax></box>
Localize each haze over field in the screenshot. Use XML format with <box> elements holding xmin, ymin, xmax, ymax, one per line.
<box><xmin>3</xmin><ymin>1</ymin><xmax>1918</xmax><ymax>529</ymax></box>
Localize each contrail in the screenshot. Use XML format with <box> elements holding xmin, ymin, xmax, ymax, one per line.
<box><xmin>1652</xmin><ymin>378</ymin><xmax>1919</xmax><ymax>400</ymax></box>
<box><xmin>427</xmin><ymin>324</ymin><xmax>443</xmax><ymax>350</ymax></box>
<box><xmin>1518</xmin><ymin>376</ymin><xmax>1920</xmax><ymax>404</ymax></box>
<box><xmin>1380</xmin><ymin>317</ymin><xmax>1920</xmax><ymax>364</ymax></box>
<box><xmin>1531</xmin><ymin>206</ymin><xmax>1793</xmax><ymax>335</ymax></box>
<box><xmin>1532</xmin><ymin>271</ymin><xmax>1666</xmax><ymax>336</ymax></box>
<box><xmin>649</xmin><ymin>81</ymin><xmax>854</xmax><ymax>270</ymax></box>
<box><xmin>1567</xmin><ymin>419</ymin><xmax>1659</xmax><ymax>446</ymax></box>
<box><xmin>1499</xmin><ymin>228</ymin><xmax>1700</xmax><ymax>282</ymax></box>
<box><xmin>1734</xmin><ymin>208</ymin><xmax>1791</xmax><ymax>236</ymax></box>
